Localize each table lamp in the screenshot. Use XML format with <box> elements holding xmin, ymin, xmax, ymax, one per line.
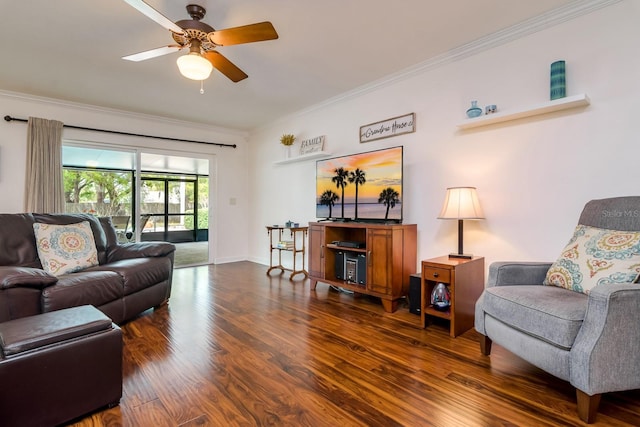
<box><xmin>438</xmin><ymin>187</ymin><xmax>485</xmax><ymax>259</ymax></box>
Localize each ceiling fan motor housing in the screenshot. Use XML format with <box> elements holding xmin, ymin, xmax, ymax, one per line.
<box><xmin>173</xmin><ymin>22</ymin><xmax>217</xmax><ymax>49</ymax></box>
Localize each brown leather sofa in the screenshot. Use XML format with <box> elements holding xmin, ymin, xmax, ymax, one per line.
<box><xmin>0</xmin><ymin>213</ymin><xmax>176</xmax><ymax>324</ymax></box>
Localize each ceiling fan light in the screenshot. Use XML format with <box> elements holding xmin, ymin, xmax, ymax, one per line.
<box><xmin>176</xmin><ymin>52</ymin><xmax>213</xmax><ymax>80</ymax></box>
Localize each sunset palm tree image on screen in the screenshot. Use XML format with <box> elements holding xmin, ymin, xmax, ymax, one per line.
<box><xmin>315</xmin><ymin>146</ymin><xmax>403</xmax><ymax>222</ymax></box>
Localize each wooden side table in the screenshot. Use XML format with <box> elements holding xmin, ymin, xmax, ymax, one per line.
<box><xmin>421</xmin><ymin>256</ymin><xmax>484</xmax><ymax>337</ymax></box>
<box><xmin>266</xmin><ymin>225</ymin><xmax>308</xmax><ymax>280</ymax></box>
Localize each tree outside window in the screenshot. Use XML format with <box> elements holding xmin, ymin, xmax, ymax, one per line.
<box><xmin>64</xmin><ymin>169</ymin><xmax>133</xmax><ymax>216</ymax></box>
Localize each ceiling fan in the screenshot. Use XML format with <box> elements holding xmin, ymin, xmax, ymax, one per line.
<box><xmin>122</xmin><ymin>0</ymin><xmax>278</xmax><ymax>83</ymax></box>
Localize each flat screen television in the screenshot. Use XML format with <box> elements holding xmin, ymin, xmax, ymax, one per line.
<box><xmin>316</xmin><ymin>146</ymin><xmax>403</xmax><ymax>223</ymax></box>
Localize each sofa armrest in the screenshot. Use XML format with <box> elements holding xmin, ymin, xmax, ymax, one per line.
<box><xmin>570</xmin><ymin>282</ymin><xmax>640</xmax><ymax>395</ymax></box>
<box><xmin>107</xmin><ymin>242</ymin><xmax>176</xmax><ymax>263</ymax></box>
<box><xmin>0</xmin><ymin>266</ymin><xmax>58</xmax><ymax>290</ymax></box>
<box><xmin>486</xmin><ymin>262</ymin><xmax>552</xmax><ymax>287</ymax></box>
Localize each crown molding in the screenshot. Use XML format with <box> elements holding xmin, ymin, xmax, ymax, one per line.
<box><xmin>290</xmin><ymin>0</ymin><xmax>621</xmax><ymax>119</ymax></box>
<box><xmin>0</xmin><ymin>89</ymin><xmax>248</xmax><ymax>139</ymax></box>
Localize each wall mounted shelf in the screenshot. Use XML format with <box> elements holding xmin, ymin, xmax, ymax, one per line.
<box><xmin>457</xmin><ymin>93</ymin><xmax>590</xmax><ymax>130</ymax></box>
<box><xmin>273</xmin><ymin>151</ymin><xmax>332</xmax><ymax>165</ymax></box>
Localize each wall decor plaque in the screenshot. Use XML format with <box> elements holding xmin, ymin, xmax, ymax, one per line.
<box><xmin>359</xmin><ymin>113</ymin><xmax>415</xmax><ymax>143</ymax></box>
<box><xmin>299</xmin><ymin>135</ymin><xmax>325</xmax><ymax>155</ymax></box>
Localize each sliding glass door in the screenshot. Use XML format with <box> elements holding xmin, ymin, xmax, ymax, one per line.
<box><xmin>62</xmin><ymin>144</ymin><xmax>212</xmax><ymax>265</ymax></box>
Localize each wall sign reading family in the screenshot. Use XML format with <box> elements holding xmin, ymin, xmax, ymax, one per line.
<box><xmin>299</xmin><ymin>135</ymin><xmax>325</xmax><ymax>155</ymax></box>
<box><xmin>359</xmin><ymin>113</ymin><xmax>415</xmax><ymax>143</ymax></box>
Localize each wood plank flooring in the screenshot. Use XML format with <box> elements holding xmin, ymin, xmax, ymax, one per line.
<box><xmin>70</xmin><ymin>261</ymin><xmax>640</xmax><ymax>426</ymax></box>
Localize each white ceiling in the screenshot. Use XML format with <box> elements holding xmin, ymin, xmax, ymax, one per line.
<box><xmin>0</xmin><ymin>0</ymin><xmax>581</xmax><ymax>131</ymax></box>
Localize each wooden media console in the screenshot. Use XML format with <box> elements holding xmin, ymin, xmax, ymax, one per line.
<box><xmin>308</xmin><ymin>222</ymin><xmax>417</xmax><ymax>312</ymax></box>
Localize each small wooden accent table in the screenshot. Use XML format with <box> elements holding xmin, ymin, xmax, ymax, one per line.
<box><xmin>421</xmin><ymin>256</ymin><xmax>484</xmax><ymax>337</ymax></box>
<box><xmin>266</xmin><ymin>225</ymin><xmax>308</xmax><ymax>280</ymax></box>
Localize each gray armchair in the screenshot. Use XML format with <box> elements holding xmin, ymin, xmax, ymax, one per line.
<box><xmin>475</xmin><ymin>197</ymin><xmax>640</xmax><ymax>423</ymax></box>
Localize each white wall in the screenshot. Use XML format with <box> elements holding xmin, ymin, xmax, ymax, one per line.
<box><xmin>247</xmin><ymin>1</ymin><xmax>640</xmax><ymax>274</ymax></box>
<box><xmin>0</xmin><ymin>91</ymin><xmax>250</xmax><ymax>263</ymax></box>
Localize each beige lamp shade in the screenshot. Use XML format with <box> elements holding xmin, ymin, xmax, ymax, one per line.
<box><xmin>438</xmin><ymin>187</ymin><xmax>485</xmax><ymax>220</ymax></box>
<box><xmin>438</xmin><ymin>187</ymin><xmax>484</xmax><ymax>258</ymax></box>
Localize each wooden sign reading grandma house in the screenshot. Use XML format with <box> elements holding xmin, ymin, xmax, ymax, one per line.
<box><xmin>359</xmin><ymin>113</ymin><xmax>415</xmax><ymax>143</ymax></box>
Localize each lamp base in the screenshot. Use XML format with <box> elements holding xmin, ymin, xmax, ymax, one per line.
<box><xmin>449</xmin><ymin>253</ymin><xmax>473</xmax><ymax>259</ymax></box>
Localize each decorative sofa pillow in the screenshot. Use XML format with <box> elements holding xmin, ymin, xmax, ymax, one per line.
<box><xmin>33</xmin><ymin>221</ymin><xmax>99</xmax><ymax>276</ymax></box>
<box><xmin>544</xmin><ymin>224</ymin><xmax>640</xmax><ymax>294</ymax></box>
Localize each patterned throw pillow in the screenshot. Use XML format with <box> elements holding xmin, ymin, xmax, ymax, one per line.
<box><xmin>544</xmin><ymin>224</ymin><xmax>640</xmax><ymax>294</ymax></box>
<box><xmin>33</xmin><ymin>221</ymin><xmax>99</xmax><ymax>276</ymax></box>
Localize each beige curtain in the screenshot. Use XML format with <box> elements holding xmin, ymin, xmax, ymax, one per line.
<box><xmin>24</xmin><ymin>117</ymin><xmax>65</xmax><ymax>213</ymax></box>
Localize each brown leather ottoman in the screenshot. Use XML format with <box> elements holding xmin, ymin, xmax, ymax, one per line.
<box><xmin>0</xmin><ymin>305</ymin><xmax>122</xmax><ymax>427</ymax></box>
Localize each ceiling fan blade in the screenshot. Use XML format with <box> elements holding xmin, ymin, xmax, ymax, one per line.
<box><xmin>123</xmin><ymin>45</ymin><xmax>182</xmax><ymax>62</ymax></box>
<box><xmin>208</xmin><ymin>22</ymin><xmax>278</xmax><ymax>46</ymax></box>
<box><xmin>203</xmin><ymin>51</ymin><xmax>248</xmax><ymax>82</ymax></box>
<box><xmin>122</xmin><ymin>0</ymin><xmax>184</xmax><ymax>34</ymax></box>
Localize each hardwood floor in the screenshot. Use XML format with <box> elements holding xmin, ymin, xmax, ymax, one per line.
<box><xmin>70</xmin><ymin>261</ymin><xmax>640</xmax><ymax>426</ymax></box>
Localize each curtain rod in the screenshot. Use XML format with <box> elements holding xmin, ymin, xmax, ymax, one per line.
<box><xmin>3</xmin><ymin>115</ymin><xmax>237</xmax><ymax>149</ymax></box>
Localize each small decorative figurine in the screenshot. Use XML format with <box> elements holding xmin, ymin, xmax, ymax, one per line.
<box><xmin>431</xmin><ymin>282</ymin><xmax>451</xmax><ymax>311</ymax></box>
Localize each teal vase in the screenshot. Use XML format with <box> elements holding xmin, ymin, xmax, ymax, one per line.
<box><xmin>466</xmin><ymin>101</ymin><xmax>482</xmax><ymax>118</ymax></box>
<box><xmin>550</xmin><ymin>60</ymin><xmax>566</xmax><ymax>100</ymax></box>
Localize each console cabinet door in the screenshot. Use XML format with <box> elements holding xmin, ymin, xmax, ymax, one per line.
<box><xmin>308</xmin><ymin>224</ymin><xmax>325</xmax><ymax>279</ymax></box>
<box><xmin>366</xmin><ymin>229</ymin><xmax>392</xmax><ymax>295</ymax></box>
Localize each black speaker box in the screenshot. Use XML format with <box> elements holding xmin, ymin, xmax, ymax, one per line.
<box><xmin>409</xmin><ymin>273</ymin><xmax>421</xmax><ymax>315</ymax></box>
<box><xmin>334</xmin><ymin>251</ymin><xmax>344</xmax><ymax>280</ymax></box>
<box><xmin>335</xmin><ymin>251</ymin><xmax>345</xmax><ymax>280</ymax></box>
<box><xmin>357</xmin><ymin>253</ymin><xmax>366</xmax><ymax>285</ymax></box>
